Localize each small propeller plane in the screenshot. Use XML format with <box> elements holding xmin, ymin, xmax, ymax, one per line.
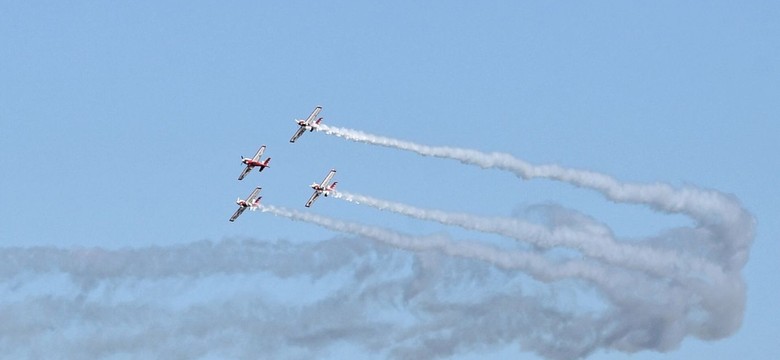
<box><xmin>238</xmin><ymin>145</ymin><xmax>271</xmax><ymax>180</ymax></box>
<box><xmin>290</xmin><ymin>106</ymin><xmax>323</xmax><ymax>143</ymax></box>
<box><xmin>229</xmin><ymin>187</ymin><xmax>262</xmax><ymax>222</ymax></box>
<box><xmin>305</xmin><ymin>169</ymin><xmax>337</xmax><ymax>208</ymax></box>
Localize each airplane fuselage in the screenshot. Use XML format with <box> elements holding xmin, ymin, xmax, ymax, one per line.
<box><xmin>310</xmin><ymin>184</ymin><xmax>334</xmax><ymax>197</ymax></box>
<box><xmin>296</xmin><ymin>119</ymin><xmax>321</xmax><ymax>132</ymax></box>
<box><xmin>236</xmin><ymin>199</ymin><xmax>260</xmax><ymax>208</ymax></box>
<box><xmin>299</xmin><ymin>124</ymin><xmax>316</xmax><ymax>132</ymax></box>
<box><xmin>243</xmin><ymin>159</ymin><xmax>264</xmax><ymax>167</ymax></box>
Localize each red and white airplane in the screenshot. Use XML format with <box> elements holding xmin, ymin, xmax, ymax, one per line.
<box><xmin>229</xmin><ymin>187</ymin><xmax>262</xmax><ymax>222</ymax></box>
<box><xmin>238</xmin><ymin>145</ymin><xmax>271</xmax><ymax>180</ymax></box>
<box><xmin>305</xmin><ymin>169</ymin><xmax>337</xmax><ymax>208</ymax></box>
<box><xmin>289</xmin><ymin>106</ymin><xmax>323</xmax><ymax>143</ymax></box>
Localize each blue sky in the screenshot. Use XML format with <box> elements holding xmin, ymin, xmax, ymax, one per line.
<box><xmin>1</xmin><ymin>1</ymin><xmax>778</xmax><ymax>359</ymax></box>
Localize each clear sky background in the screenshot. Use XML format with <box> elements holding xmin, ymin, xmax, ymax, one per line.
<box><xmin>1</xmin><ymin>1</ymin><xmax>778</xmax><ymax>359</ymax></box>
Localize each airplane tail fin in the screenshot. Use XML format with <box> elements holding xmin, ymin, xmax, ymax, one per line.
<box><xmin>259</xmin><ymin>158</ymin><xmax>271</xmax><ymax>171</ymax></box>
<box><xmin>310</xmin><ymin>118</ymin><xmax>323</xmax><ymax>132</ymax></box>
<box><xmin>328</xmin><ymin>182</ymin><xmax>338</xmax><ymax>190</ymax></box>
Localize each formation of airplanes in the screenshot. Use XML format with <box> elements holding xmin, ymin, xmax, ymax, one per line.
<box><xmin>229</xmin><ymin>106</ymin><xmax>338</xmax><ymax>222</ymax></box>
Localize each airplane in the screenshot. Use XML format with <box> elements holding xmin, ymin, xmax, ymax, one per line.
<box><xmin>305</xmin><ymin>169</ymin><xmax>337</xmax><ymax>207</ymax></box>
<box><xmin>289</xmin><ymin>106</ymin><xmax>323</xmax><ymax>143</ymax></box>
<box><xmin>238</xmin><ymin>145</ymin><xmax>271</xmax><ymax>180</ymax></box>
<box><xmin>229</xmin><ymin>186</ymin><xmax>262</xmax><ymax>222</ymax></box>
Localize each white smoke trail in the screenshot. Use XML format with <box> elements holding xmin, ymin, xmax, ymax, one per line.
<box><xmin>317</xmin><ymin>124</ymin><xmax>753</xmax><ymax>271</ymax></box>
<box><xmin>330</xmin><ymin>190</ymin><xmax>723</xmax><ymax>279</ymax></box>
<box><xmin>313</xmin><ymin>122</ymin><xmax>755</xmax><ymax>354</ymax></box>
<box><xmin>316</xmin><ymin>125</ymin><xmax>741</xmax><ymax>222</ymax></box>
<box><xmin>257</xmin><ymin>204</ymin><xmax>628</xmax><ymax>288</ymax></box>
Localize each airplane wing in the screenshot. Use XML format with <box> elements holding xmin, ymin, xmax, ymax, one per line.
<box><xmin>305</xmin><ymin>191</ymin><xmax>321</xmax><ymax>208</ymax></box>
<box><xmin>319</xmin><ymin>169</ymin><xmax>336</xmax><ymax>187</ymax></box>
<box><xmin>305</xmin><ymin>106</ymin><xmax>323</xmax><ymax>125</ymax></box>
<box><xmin>290</xmin><ymin>127</ymin><xmax>306</xmax><ymax>143</ymax></box>
<box><xmin>251</xmin><ymin>145</ymin><xmax>266</xmax><ymax>162</ymax></box>
<box><xmin>229</xmin><ymin>207</ymin><xmax>247</xmax><ymax>222</ymax></box>
<box><xmin>247</xmin><ymin>187</ymin><xmax>262</xmax><ymax>203</ymax></box>
<box><xmin>238</xmin><ymin>165</ymin><xmax>253</xmax><ymax>180</ymax></box>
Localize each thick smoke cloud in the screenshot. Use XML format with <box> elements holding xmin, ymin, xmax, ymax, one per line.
<box><xmin>0</xmin><ymin>237</ymin><xmax>632</xmax><ymax>359</ymax></box>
